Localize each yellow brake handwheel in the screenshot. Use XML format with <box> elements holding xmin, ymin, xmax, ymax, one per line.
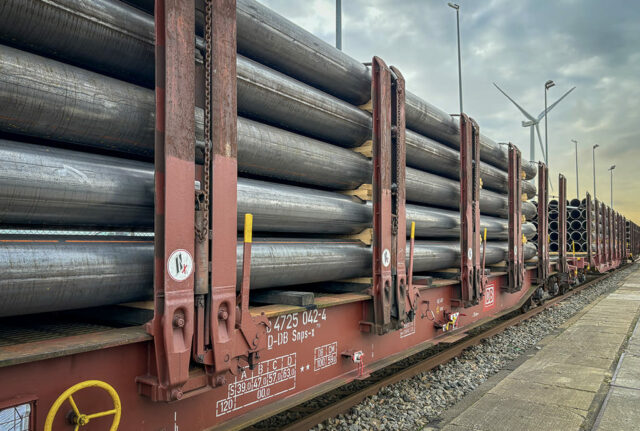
<box><xmin>44</xmin><ymin>380</ymin><xmax>121</xmax><ymax>431</ymax></box>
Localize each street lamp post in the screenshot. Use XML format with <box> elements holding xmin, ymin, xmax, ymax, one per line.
<box><xmin>336</xmin><ymin>0</ymin><xmax>342</xmax><ymax>50</ymax></box>
<box><xmin>448</xmin><ymin>3</ymin><xmax>463</xmax><ymax>114</ymax></box>
<box><xmin>593</xmin><ymin>144</ymin><xmax>599</xmax><ymax>200</ymax></box>
<box><xmin>544</xmin><ymin>80</ymin><xmax>555</xmax><ymax>167</ymax></box>
<box><xmin>571</xmin><ymin>139</ymin><xmax>579</xmax><ymax>198</ymax></box>
<box><xmin>609</xmin><ymin>165</ymin><xmax>616</xmax><ymax>208</ymax></box>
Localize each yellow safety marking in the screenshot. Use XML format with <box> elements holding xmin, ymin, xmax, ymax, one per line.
<box><xmin>483</xmin><ymin>228</ymin><xmax>487</xmax><ymax>243</ymax></box>
<box><xmin>45</xmin><ymin>380</ymin><xmax>121</xmax><ymax>431</ymax></box>
<box><xmin>244</xmin><ymin>213</ymin><xmax>253</xmax><ymax>243</ymax></box>
<box><xmin>411</xmin><ymin>221</ymin><xmax>416</xmax><ymax>239</ymax></box>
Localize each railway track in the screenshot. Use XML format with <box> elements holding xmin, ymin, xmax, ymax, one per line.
<box><xmin>251</xmin><ymin>267</ymin><xmax>627</xmax><ymax>431</ymax></box>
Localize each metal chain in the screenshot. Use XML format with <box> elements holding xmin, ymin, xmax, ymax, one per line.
<box><xmin>197</xmin><ymin>0</ymin><xmax>213</xmax><ymax>242</ymax></box>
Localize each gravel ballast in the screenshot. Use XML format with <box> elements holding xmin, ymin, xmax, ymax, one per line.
<box><xmin>253</xmin><ymin>264</ymin><xmax>636</xmax><ymax>431</ymax></box>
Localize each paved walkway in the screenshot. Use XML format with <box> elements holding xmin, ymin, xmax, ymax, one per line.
<box><xmin>435</xmin><ymin>268</ymin><xmax>640</xmax><ymax>431</ymax></box>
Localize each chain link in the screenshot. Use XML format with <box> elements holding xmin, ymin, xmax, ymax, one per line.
<box><xmin>196</xmin><ymin>0</ymin><xmax>213</xmax><ymax>242</ymax></box>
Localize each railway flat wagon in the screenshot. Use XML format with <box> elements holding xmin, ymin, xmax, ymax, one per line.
<box><xmin>0</xmin><ymin>1</ymin><xmax>635</xmax><ymax>430</ymax></box>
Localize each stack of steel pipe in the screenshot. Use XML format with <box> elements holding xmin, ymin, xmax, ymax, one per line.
<box><xmin>566</xmin><ymin>198</ymin><xmax>587</xmax><ymax>253</ymax></box>
<box><xmin>548</xmin><ymin>199</ymin><xmax>559</xmax><ymax>252</ymax></box>
<box><xmin>0</xmin><ymin>0</ymin><xmax>537</xmax><ymax>317</ymax></box>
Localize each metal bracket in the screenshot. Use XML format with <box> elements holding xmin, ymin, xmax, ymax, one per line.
<box><xmin>594</xmin><ymin>199</ymin><xmax>601</xmax><ymax>268</ymax></box>
<box><xmin>586</xmin><ymin>192</ymin><xmax>594</xmax><ymax>268</ymax></box>
<box><xmin>368</xmin><ymin>58</ymin><xmax>412</xmax><ymax>335</ymax></box>
<box><xmin>139</xmin><ymin>0</ymin><xmax>196</xmax><ymax>402</ymax></box>
<box><xmin>459</xmin><ymin>114</ymin><xmax>483</xmax><ymax>306</ymax></box>
<box><xmin>558</xmin><ymin>174</ymin><xmax>568</xmax><ymax>274</ymax></box>
<box><xmin>536</xmin><ymin>162</ymin><xmax>550</xmax><ymax>283</ymax></box>
<box><xmin>506</xmin><ymin>144</ymin><xmax>524</xmax><ymax>292</ymax></box>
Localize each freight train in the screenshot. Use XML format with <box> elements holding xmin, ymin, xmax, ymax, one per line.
<box><xmin>0</xmin><ymin>0</ymin><xmax>637</xmax><ymax>430</ymax></box>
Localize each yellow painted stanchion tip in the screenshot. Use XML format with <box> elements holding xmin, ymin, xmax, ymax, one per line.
<box><xmin>244</xmin><ymin>213</ymin><xmax>253</xmax><ymax>243</ymax></box>
<box><xmin>483</xmin><ymin>228</ymin><xmax>487</xmax><ymax>242</ymax></box>
<box><xmin>411</xmin><ymin>221</ymin><xmax>416</xmax><ymax>239</ymax></box>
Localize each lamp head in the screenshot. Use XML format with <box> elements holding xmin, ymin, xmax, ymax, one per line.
<box><xmin>448</xmin><ymin>2</ymin><xmax>460</xmax><ymax>9</ymax></box>
<box><xmin>609</xmin><ymin>165</ymin><xmax>616</xmax><ymax>171</ymax></box>
<box><xmin>593</xmin><ymin>144</ymin><xmax>600</xmax><ymax>149</ymax></box>
<box><xmin>545</xmin><ymin>80</ymin><xmax>555</xmax><ymax>90</ymax></box>
<box><xmin>571</xmin><ymin>139</ymin><xmax>578</xmax><ymax>144</ymax></box>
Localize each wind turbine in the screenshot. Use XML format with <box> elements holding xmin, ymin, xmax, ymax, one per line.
<box><xmin>493</xmin><ymin>83</ymin><xmax>576</xmax><ymax>162</ymax></box>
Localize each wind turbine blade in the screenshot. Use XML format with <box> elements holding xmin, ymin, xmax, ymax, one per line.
<box><xmin>537</xmin><ymin>86</ymin><xmax>576</xmax><ymax>120</ymax></box>
<box><xmin>493</xmin><ymin>83</ymin><xmax>536</xmax><ymax>122</ymax></box>
<box><xmin>535</xmin><ymin>123</ymin><xmax>546</xmax><ymax>161</ymax></box>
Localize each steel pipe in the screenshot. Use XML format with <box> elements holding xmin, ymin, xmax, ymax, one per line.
<box><xmin>0</xmin><ymin>140</ymin><xmax>536</xmax><ymax>237</ymax></box>
<box><xmin>0</xmin><ymin>140</ymin><xmax>154</xmax><ymax>227</ymax></box>
<box><xmin>0</xmin><ymin>237</ymin><xmax>535</xmax><ymax>317</ymax></box>
<box><xmin>0</xmin><ymin>45</ymin><xmax>533</xmax><ymax>200</ymax></box>
<box><xmin>569</xmin><ymin>208</ymin><xmax>582</xmax><ymax>220</ymax></box>
<box><xmin>0</xmin><ymin>44</ymin><xmax>155</xmax><ymax>157</ymax></box>
<box><xmin>0</xmin><ymin>0</ymin><xmax>154</xmax><ymax>86</ymax></box>
<box><xmin>570</xmin><ymin>220</ymin><xmax>583</xmax><ymax>230</ymax></box>
<box><xmin>0</xmin><ymin>0</ymin><xmax>536</xmax><ymax>178</ymax></box>
<box><xmin>407</xmin><ymin>130</ymin><xmax>536</xmax><ymax>198</ymax></box>
<box><xmin>407</xmin><ymin>168</ymin><xmax>536</xmax><ymax>219</ymax></box>
<box><xmin>235</xmin><ymin>0</ymin><xmax>537</xmax><ymax>178</ymax></box>
<box><xmin>0</xmin><ymin>238</ymin><xmax>154</xmax><ymax>317</ymax></box>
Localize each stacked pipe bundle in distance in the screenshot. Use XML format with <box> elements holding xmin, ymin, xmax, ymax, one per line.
<box><xmin>567</xmin><ymin>198</ymin><xmax>588</xmax><ymax>253</ymax></box>
<box><xmin>548</xmin><ymin>199</ymin><xmax>560</xmax><ymax>252</ymax></box>
<box><xmin>0</xmin><ymin>0</ymin><xmax>538</xmax><ymax>316</ymax></box>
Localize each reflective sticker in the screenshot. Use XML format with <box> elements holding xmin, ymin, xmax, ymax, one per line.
<box><xmin>382</xmin><ymin>249</ymin><xmax>391</xmax><ymax>267</ymax></box>
<box><xmin>167</xmin><ymin>249</ymin><xmax>193</xmax><ymax>281</ymax></box>
<box><xmin>467</xmin><ymin>248</ymin><xmax>473</xmax><ymax>260</ymax></box>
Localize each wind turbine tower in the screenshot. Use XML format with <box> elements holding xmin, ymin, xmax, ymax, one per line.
<box><xmin>494</xmin><ymin>83</ymin><xmax>575</xmax><ymax>162</ymax></box>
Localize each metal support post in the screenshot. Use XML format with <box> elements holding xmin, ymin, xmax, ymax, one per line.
<box><xmin>558</xmin><ymin>175</ymin><xmax>568</xmax><ymax>274</ymax></box>
<box><xmin>367</xmin><ymin>57</ymin><xmax>411</xmax><ymax>334</ymax></box>
<box><xmin>507</xmin><ymin>144</ymin><xmax>524</xmax><ymax>292</ymax></box>
<box><xmin>140</xmin><ymin>0</ymin><xmax>196</xmax><ymax>402</ymax></box>
<box><xmin>586</xmin><ymin>193</ymin><xmax>594</xmax><ymax>268</ymax></box>
<box><xmin>536</xmin><ymin>162</ymin><xmax>550</xmax><ymax>283</ymax></box>
<box><xmin>459</xmin><ymin>114</ymin><xmax>483</xmax><ymax>305</ymax></box>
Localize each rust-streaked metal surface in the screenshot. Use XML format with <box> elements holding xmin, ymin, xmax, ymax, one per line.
<box><xmin>143</xmin><ymin>0</ymin><xmax>196</xmax><ymax>402</ymax></box>
<box><xmin>558</xmin><ymin>175</ymin><xmax>568</xmax><ymax>274</ymax></box>
<box><xmin>507</xmin><ymin>144</ymin><xmax>524</xmax><ymax>292</ymax></box>
<box><xmin>459</xmin><ymin>114</ymin><xmax>482</xmax><ymax>305</ymax></box>
<box><xmin>537</xmin><ymin>162</ymin><xmax>550</xmax><ymax>283</ymax></box>
<box><xmin>370</xmin><ymin>56</ymin><xmax>395</xmax><ymax>334</ymax></box>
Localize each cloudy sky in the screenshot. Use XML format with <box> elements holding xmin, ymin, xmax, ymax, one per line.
<box><xmin>259</xmin><ymin>0</ymin><xmax>640</xmax><ymax>223</ymax></box>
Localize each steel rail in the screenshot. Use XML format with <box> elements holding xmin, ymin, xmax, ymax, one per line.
<box><xmin>277</xmin><ymin>267</ymin><xmax>627</xmax><ymax>431</ymax></box>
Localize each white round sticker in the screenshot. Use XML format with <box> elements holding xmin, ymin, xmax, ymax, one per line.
<box><xmin>467</xmin><ymin>248</ymin><xmax>473</xmax><ymax>260</ymax></box>
<box><xmin>514</xmin><ymin>245</ymin><xmax>518</xmax><ymax>256</ymax></box>
<box><xmin>382</xmin><ymin>249</ymin><xmax>391</xmax><ymax>267</ymax></box>
<box><xmin>167</xmin><ymin>249</ymin><xmax>193</xmax><ymax>281</ymax></box>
